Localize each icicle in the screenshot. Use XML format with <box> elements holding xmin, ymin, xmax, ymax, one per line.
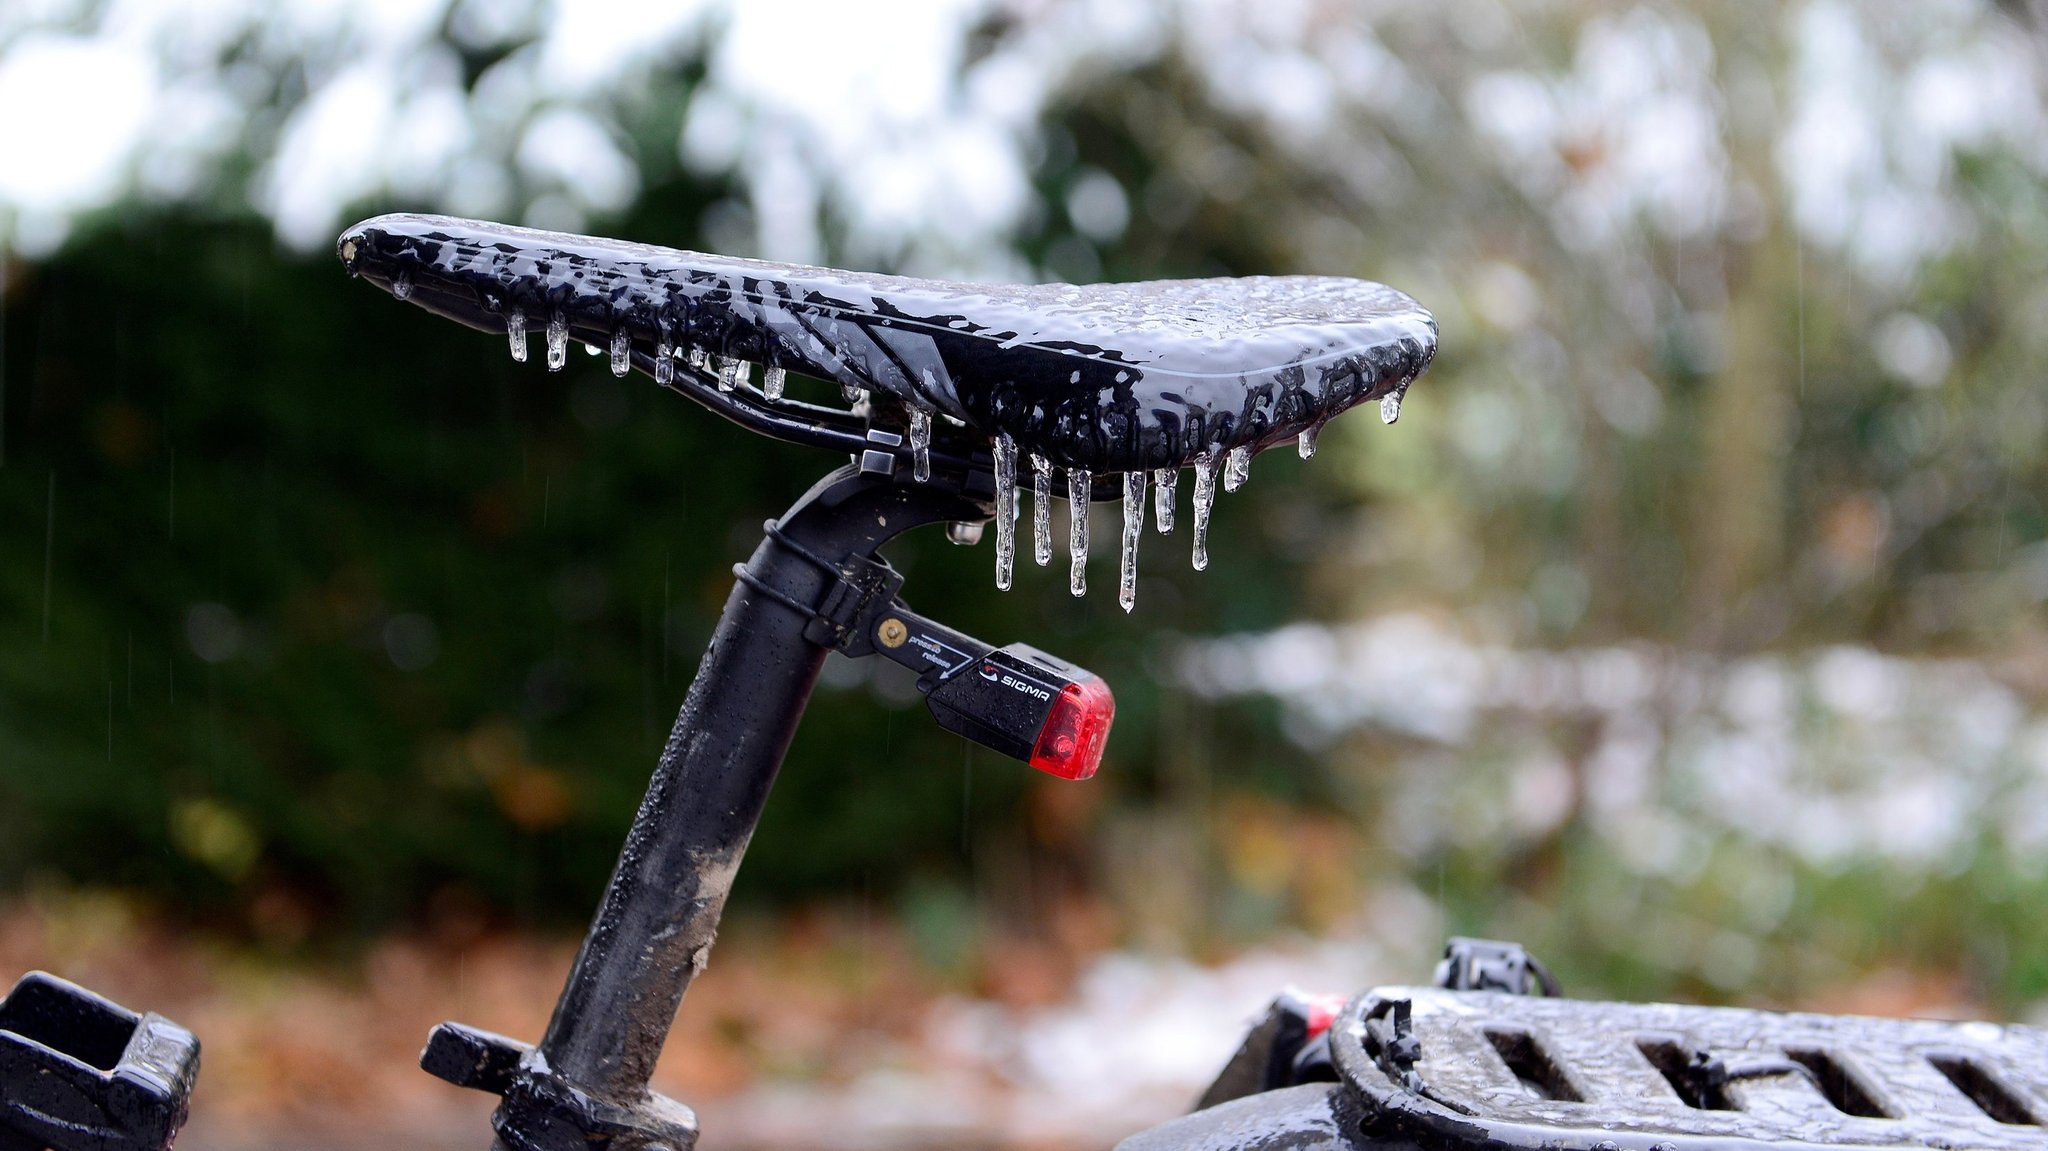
<box><xmin>1031</xmin><ymin>454</ymin><xmax>1052</xmax><ymax>566</ymax></box>
<box><xmin>1298</xmin><ymin>425</ymin><xmax>1320</xmax><ymax>459</ymax></box>
<box><xmin>762</xmin><ymin>365</ymin><xmax>787</xmax><ymax>401</ymax></box>
<box><xmin>687</xmin><ymin>346</ymin><xmax>708</xmax><ymax>370</ymax></box>
<box><xmin>609</xmin><ymin>328</ymin><xmax>631</xmax><ymax>377</ymax></box>
<box><xmin>392</xmin><ymin>271</ymin><xmax>413</xmax><ymax>300</ymax></box>
<box><xmin>1153</xmin><ymin>468</ymin><xmax>1176</xmax><ymax>534</ymax></box>
<box><xmin>1380</xmin><ymin>390</ymin><xmax>1402</xmax><ymax>424</ymax></box>
<box><xmin>1192</xmin><ymin>451</ymin><xmax>1217</xmax><ymax>571</ymax></box>
<box><xmin>1068</xmin><ymin>467</ymin><xmax>1091</xmax><ymax>597</ymax></box>
<box><xmin>717</xmin><ymin>356</ymin><xmax>745</xmax><ymax>392</ymax></box>
<box><xmin>1120</xmin><ymin>470</ymin><xmax>1145</xmax><ymax>613</ymax></box>
<box><xmin>993</xmin><ymin>434</ymin><xmax>1018</xmax><ymax>590</ymax></box>
<box><xmin>546</xmin><ymin>312</ymin><xmax>568</xmax><ymax>371</ymax></box>
<box><xmin>1223</xmin><ymin>445</ymin><xmax>1252</xmax><ymax>492</ymax></box>
<box><xmin>842</xmin><ymin>380</ymin><xmax>865</xmax><ymax>404</ymax></box>
<box><xmin>654</xmin><ymin>340</ymin><xmax>674</xmax><ymax>385</ymax></box>
<box><xmin>507</xmin><ymin>309</ymin><xmax>529</xmax><ymax>363</ymax></box>
<box><xmin>909</xmin><ymin>407</ymin><xmax>932</xmax><ymax>483</ymax></box>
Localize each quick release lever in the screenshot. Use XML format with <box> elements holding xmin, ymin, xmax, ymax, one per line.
<box><xmin>869</xmin><ymin>607</ymin><xmax>1114</xmax><ymax>780</ymax></box>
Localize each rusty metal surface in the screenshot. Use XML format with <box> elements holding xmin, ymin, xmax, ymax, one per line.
<box><xmin>1331</xmin><ymin>986</ymin><xmax>2048</xmax><ymax>1150</ymax></box>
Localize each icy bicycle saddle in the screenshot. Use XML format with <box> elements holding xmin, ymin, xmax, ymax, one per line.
<box><xmin>336</xmin><ymin>214</ymin><xmax>1436</xmax><ymax>478</ymax></box>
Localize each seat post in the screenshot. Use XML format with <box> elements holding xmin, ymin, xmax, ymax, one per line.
<box><xmin>496</xmin><ymin>464</ymin><xmax>981</xmax><ymax>1133</ymax></box>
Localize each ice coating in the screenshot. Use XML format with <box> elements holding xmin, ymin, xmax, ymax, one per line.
<box><xmin>1153</xmin><ymin>468</ymin><xmax>1176</xmax><ymax>534</ymax></box>
<box><xmin>993</xmin><ymin>434</ymin><xmax>1018</xmax><ymax>590</ymax></box>
<box><xmin>762</xmin><ymin>365</ymin><xmax>787</xmax><ymax>401</ymax></box>
<box><xmin>336</xmin><ymin>213</ymin><xmax>1436</xmax><ymax>474</ymax></box>
<box><xmin>1192</xmin><ymin>452</ymin><xmax>1217</xmax><ymax>571</ymax></box>
<box><xmin>546</xmin><ymin>312</ymin><xmax>568</xmax><ymax>371</ymax></box>
<box><xmin>1120</xmin><ymin>471</ymin><xmax>1145</xmax><ymax>613</ymax></box>
<box><xmin>1223</xmin><ymin>445</ymin><xmax>1251</xmax><ymax>492</ymax></box>
<box><xmin>1068</xmin><ymin>467</ymin><xmax>1091</xmax><ymax>597</ymax></box>
<box><xmin>1031</xmin><ymin>454</ymin><xmax>1052</xmax><ymax>566</ymax></box>
<box><xmin>609</xmin><ymin>328</ymin><xmax>631</xmax><ymax>376</ymax></box>
<box><xmin>507</xmin><ymin>309</ymin><xmax>528</xmax><ymax>363</ymax></box>
<box><xmin>909</xmin><ymin>407</ymin><xmax>933</xmax><ymax>483</ymax></box>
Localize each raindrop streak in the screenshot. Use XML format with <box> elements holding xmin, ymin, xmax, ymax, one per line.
<box><xmin>762</xmin><ymin>366</ymin><xmax>787</xmax><ymax>401</ymax></box>
<box><xmin>392</xmin><ymin>271</ymin><xmax>412</xmax><ymax>300</ymax></box>
<box><xmin>909</xmin><ymin>408</ymin><xmax>933</xmax><ymax>483</ymax></box>
<box><xmin>1223</xmin><ymin>445</ymin><xmax>1252</xmax><ymax>492</ymax></box>
<box><xmin>609</xmin><ymin>328</ymin><xmax>631</xmax><ymax>376</ymax></box>
<box><xmin>42</xmin><ymin>472</ymin><xmax>54</xmax><ymax>645</ymax></box>
<box><xmin>1192</xmin><ymin>452</ymin><xmax>1217</xmax><ymax>571</ymax></box>
<box><xmin>1120</xmin><ymin>471</ymin><xmax>1145</xmax><ymax>613</ymax></box>
<box><xmin>1153</xmin><ymin>468</ymin><xmax>1177</xmax><ymax>534</ymax></box>
<box><xmin>993</xmin><ymin>434</ymin><xmax>1018</xmax><ymax>590</ymax></box>
<box><xmin>1068</xmin><ymin>468</ymin><xmax>1091</xmax><ymax>597</ymax></box>
<box><xmin>1031</xmin><ymin>454</ymin><xmax>1053</xmax><ymax>566</ymax></box>
<box><xmin>1380</xmin><ymin>391</ymin><xmax>1402</xmax><ymax>424</ymax></box>
<box><xmin>507</xmin><ymin>310</ymin><xmax>528</xmax><ymax>362</ymax></box>
<box><xmin>654</xmin><ymin>340</ymin><xmax>674</xmax><ymax>385</ymax></box>
<box><xmin>1298</xmin><ymin>426</ymin><xmax>1320</xmax><ymax>459</ymax></box>
<box><xmin>545</xmin><ymin>312</ymin><xmax>568</xmax><ymax>371</ymax></box>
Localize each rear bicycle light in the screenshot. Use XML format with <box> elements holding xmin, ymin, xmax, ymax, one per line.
<box><xmin>905</xmin><ymin>632</ymin><xmax>1115</xmax><ymax>780</ymax></box>
<box><xmin>1029</xmin><ymin>675</ymin><xmax>1115</xmax><ymax>780</ymax></box>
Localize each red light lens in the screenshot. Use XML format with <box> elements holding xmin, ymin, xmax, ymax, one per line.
<box><xmin>1028</xmin><ymin>675</ymin><xmax>1115</xmax><ymax>780</ymax></box>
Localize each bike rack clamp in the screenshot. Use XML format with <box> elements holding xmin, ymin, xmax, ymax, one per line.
<box><xmin>0</xmin><ymin>971</ymin><xmax>200</xmax><ymax>1151</ymax></box>
<box><xmin>421</xmin><ymin>1021</ymin><xmax>699</xmax><ymax>1151</ymax></box>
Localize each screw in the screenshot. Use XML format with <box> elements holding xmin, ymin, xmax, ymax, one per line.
<box><xmin>877</xmin><ymin>618</ymin><xmax>908</xmax><ymax>648</ymax></box>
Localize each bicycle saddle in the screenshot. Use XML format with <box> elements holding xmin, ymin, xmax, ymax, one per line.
<box><xmin>336</xmin><ymin>214</ymin><xmax>1435</xmax><ymax>476</ymax></box>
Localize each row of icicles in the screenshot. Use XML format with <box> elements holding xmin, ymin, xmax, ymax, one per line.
<box><xmin>486</xmin><ymin>298</ymin><xmax>1403</xmax><ymax>614</ymax></box>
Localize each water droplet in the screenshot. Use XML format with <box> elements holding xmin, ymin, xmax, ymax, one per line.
<box><xmin>392</xmin><ymin>271</ymin><xmax>412</xmax><ymax>300</ymax></box>
<box><xmin>1380</xmin><ymin>391</ymin><xmax>1402</xmax><ymax>424</ymax></box>
<box><xmin>609</xmin><ymin>328</ymin><xmax>631</xmax><ymax>377</ymax></box>
<box><xmin>762</xmin><ymin>365</ymin><xmax>787</xmax><ymax>401</ymax></box>
<box><xmin>1031</xmin><ymin>454</ymin><xmax>1053</xmax><ymax>566</ymax></box>
<box><xmin>909</xmin><ymin>407</ymin><xmax>932</xmax><ymax>483</ymax></box>
<box><xmin>1068</xmin><ymin>467</ymin><xmax>1091</xmax><ymax>597</ymax></box>
<box><xmin>507</xmin><ymin>309</ymin><xmax>528</xmax><ymax>363</ymax></box>
<box><xmin>1192</xmin><ymin>451</ymin><xmax>1217</xmax><ymax>571</ymax></box>
<box><xmin>583</xmin><ymin>341</ymin><xmax>601</xmax><ymax>357</ymax></box>
<box><xmin>993</xmin><ymin>434</ymin><xmax>1018</xmax><ymax>590</ymax></box>
<box><xmin>1120</xmin><ymin>470</ymin><xmax>1145</xmax><ymax>613</ymax></box>
<box><xmin>1297</xmin><ymin>426</ymin><xmax>1319</xmax><ymax>459</ymax></box>
<box><xmin>654</xmin><ymin>340</ymin><xmax>674</xmax><ymax>385</ymax></box>
<box><xmin>1153</xmin><ymin>468</ymin><xmax>1177</xmax><ymax>534</ymax></box>
<box><xmin>1223</xmin><ymin>445</ymin><xmax>1251</xmax><ymax>492</ymax></box>
<box><xmin>546</xmin><ymin>312</ymin><xmax>568</xmax><ymax>371</ymax></box>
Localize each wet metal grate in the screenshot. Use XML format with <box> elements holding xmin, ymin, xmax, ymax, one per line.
<box><xmin>1334</xmin><ymin>987</ymin><xmax>2048</xmax><ymax>1150</ymax></box>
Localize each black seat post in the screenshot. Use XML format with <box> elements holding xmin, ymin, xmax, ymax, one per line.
<box><xmin>424</xmin><ymin>463</ymin><xmax>983</xmax><ymax>1151</ymax></box>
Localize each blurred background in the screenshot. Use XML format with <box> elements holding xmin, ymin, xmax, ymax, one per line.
<box><xmin>3</xmin><ymin>0</ymin><xmax>2048</xmax><ymax>1146</ymax></box>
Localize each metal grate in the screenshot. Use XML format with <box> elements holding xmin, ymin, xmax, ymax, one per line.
<box><xmin>1333</xmin><ymin>986</ymin><xmax>2048</xmax><ymax>1150</ymax></box>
